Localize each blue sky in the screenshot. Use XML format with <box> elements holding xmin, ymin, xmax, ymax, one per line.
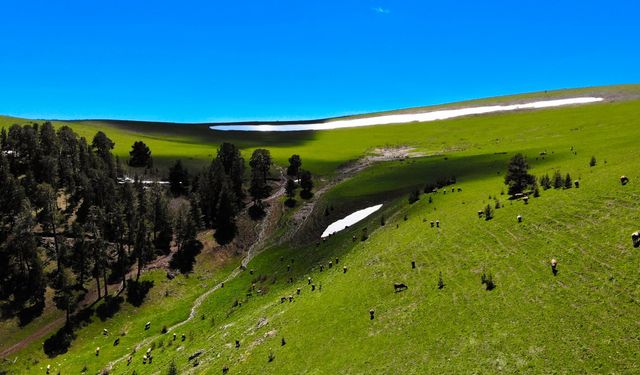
<box><xmin>0</xmin><ymin>0</ymin><xmax>638</xmax><ymax>122</ymax></box>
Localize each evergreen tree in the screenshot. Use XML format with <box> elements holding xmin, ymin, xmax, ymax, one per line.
<box><xmin>214</xmin><ymin>180</ymin><xmax>237</xmax><ymax>245</ymax></box>
<box><xmin>34</xmin><ymin>183</ymin><xmax>64</xmax><ymax>271</ymax></box>
<box><xmin>168</xmin><ymin>160</ymin><xmax>190</xmax><ymax>196</ymax></box>
<box><xmin>564</xmin><ymin>173</ymin><xmax>572</xmax><ymax>189</ymax></box>
<box><xmin>287</xmin><ymin>154</ymin><xmax>302</xmax><ymax>177</ymax></box>
<box><xmin>299</xmin><ymin>170</ymin><xmax>314</xmax><ymax>199</ymax></box>
<box><xmin>0</xmin><ymin>200</ymin><xmax>46</xmax><ymax>312</ymax></box>
<box><xmin>0</xmin><ymin>127</ymin><xmax>7</xmax><ymax>150</ymax></box>
<box><xmin>52</xmin><ymin>266</ymin><xmax>82</xmax><ymax>325</ymax></box>
<box><xmin>284</xmin><ymin>179</ymin><xmax>297</xmax><ymax>207</ymax></box>
<box><xmin>128</xmin><ymin>141</ymin><xmax>153</xmax><ymax>168</ymax></box>
<box><xmin>149</xmin><ymin>184</ymin><xmax>173</xmax><ymax>255</ymax></box>
<box><xmin>553</xmin><ymin>170</ymin><xmax>563</xmax><ymax>189</ymax></box>
<box><xmin>539</xmin><ymin>174</ymin><xmax>551</xmax><ymax>190</ymax></box>
<box><xmin>216</xmin><ymin>142</ymin><xmax>244</xmax><ymax>202</ymax></box>
<box><xmin>483</xmin><ymin>204</ymin><xmax>494</xmax><ymax>220</ymax></box>
<box><xmin>504</xmin><ymin>153</ymin><xmax>536</xmax><ymax>195</ymax></box>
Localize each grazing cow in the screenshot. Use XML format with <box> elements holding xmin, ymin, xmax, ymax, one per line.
<box><xmin>436</xmin><ymin>220</ymin><xmax>440</xmax><ymax>228</ymax></box>
<box><xmin>631</xmin><ymin>231</ymin><xmax>640</xmax><ymax>248</ymax></box>
<box><xmin>458</xmin><ymin>188</ymin><xmax>462</xmax><ymax>192</ymax></box>
<box><xmin>335</xmin><ymin>257</ymin><xmax>339</xmax><ymax>264</ymax></box>
<box><xmin>145</xmin><ymin>321</ymin><xmax>151</xmax><ymax>330</ymax></box>
<box><xmin>574</xmin><ymin>180</ymin><xmax>580</xmax><ymax>188</ymax></box>
<box><xmin>296</xmin><ymin>288</ymin><xmax>301</xmax><ymax>295</ymax></box>
<box><xmin>223</xmin><ymin>365</ymin><xmax>229</xmax><ymax>374</ymax></box>
<box><xmin>95</xmin><ymin>347</ymin><xmax>100</xmax><ymax>356</ymax></box>
<box><xmin>517</xmin><ymin>215</ymin><xmax>522</xmax><ymax>223</ymax></box>
<box><xmin>320</xmin><ymin>265</ymin><xmax>324</xmax><ymax>272</ymax></box>
<box><xmin>523</xmin><ymin>196</ymin><xmax>529</xmax><ymax>204</ymax></box>
<box><xmin>478</xmin><ymin>210</ymin><xmax>484</xmax><ymax>218</ymax></box>
<box><xmin>173</xmin><ymin>333</ymin><xmax>177</xmax><ymax>341</ymax></box>
<box><xmin>46</xmin><ymin>365</ymin><xmax>50</xmax><ymax>374</ymax></box>
<box><xmin>343</xmin><ymin>266</ymin><xmax>348</xmax><ymax>273</ymax></box>
<box><xmin>430</xmin><ymin>221</ymin><xmax>434</xmax><ymax>227</ymax></box>
<box><xmin>280</xmin><ymin>296</ymin><xmax>286</xmax><ymax>303</ymax></box>
<box><xmin>328</xmin><ymin>261</ymin><xmax>333</xmax><ymax>268</ymax></box>
<box><xmin>235</xmin><ymin>340</ymin><xmax>240</xmax><ymax>348</ymax></box>
<box><xmin>311</xmin><ymin>284</ymin><xmax>316</xmax><ymax>291</ymax></box>
<box><xmin>550</xmin><ymin>258</ymin><xmax>558</xmax><ymax>276</ymax></box>
<box><xmin>282</xmin><ymin>337</ymin><xmax>286</xmax><ymax>346</ymax></box>
<box><xmin>103</xmin><ymin>328</ymin><xmax>109</xmax><ymax>335</ymax></box>
<box><xmin>182</xmin><ymin>334</ymin><xmax>186</xmax><ymax>341</ymax></box>
<box><xmin>113</xmin><ymin>338</ymin><xmax>120</xmax><ymax>346</ymax></box>
<box><xmin>369</xmin><ymin>309</ymin><xmax>375</xmax><ymax>320</ymax></box>
<box><xmin>394</xmin><ymin>283</ymin><xmax>408</xmax><ymax>292</ymax></box>
<box><xmin>411</xmin><ymin>261</ymin><xmax>416</xmax><ymax>269</ymax></box>
<box><xmin>308</xmin><ymin>277</ymin><xmax>312</xmax><ymax>285</ymax></box>
<box><xmin>621</xmin><ymin>176</ymin><xmax>629</xmax><ymax>185</ymax></box>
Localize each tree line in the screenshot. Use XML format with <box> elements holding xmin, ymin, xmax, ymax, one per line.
<box><xmin>0</xmin><ymin>122</ymin><xmax>313</xmax><ymax>330</ymax></box>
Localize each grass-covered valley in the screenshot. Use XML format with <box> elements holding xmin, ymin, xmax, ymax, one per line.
<box><xmin>2</xmin><ymin>84</ymin><xmax>640</xmax><ymax>374</ymax></box>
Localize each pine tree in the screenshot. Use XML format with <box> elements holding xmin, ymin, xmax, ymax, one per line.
<box><xmin>504</xmin><ymin>153</ymin><xmax>536</xmax><ymax>195</ymax></box>
<box><xmin>299</xmin><ymin>170</ymin><xmax>314</xmax><ymax>199</ymax></box>
<box><xmin>539</xmin><ymin>174</ymin><xmax>551</xmax><ymax>190</ymax></box>
<box><xmin>483</xmin><ymin>204</ymin><xmax>494</xmax><ymax>220</ymax></box>
<box><xmin>553</xmin><ymin>170</ymin><xmax>563</xmax><ymax>189</ymax></box>
<box><xmin>564</xmin><ymin>173</ymin><xmax>572</xmax><ymax>189</ymax></box>
<box><xmin>168</xmin><ymin>160</ymin><xmax>189</xmax><ymax>196</ymax></box>
<box><xmin>214</xmin><ymin>180</ymin><xmax>238</xmax><ymax>245</ymax></box>
<box><xmin>287</xmin><ymin>154</ymin><xmax>302</xmax><ymax>177</ymax></box>
<box><xmin>128</xmin><ymin>141</ymin><xmax>153</xmax><ymax>168</ymax></box>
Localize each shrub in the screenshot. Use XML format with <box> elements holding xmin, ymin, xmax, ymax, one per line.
<box><xmin>481</xmin><ymin>272</ymin><xmax>496</xmax><ymax>291</ymax></box>
<box><xmin>361</xmin><ymin>227</ymin><xmax>369</xmax><ymax>241</ymax></box>
<box><xmin>437</xmin><ymin>272</ymin><xmax>445</xmax><ymax>289</ymax></box>
<box><xmin>167</xmin><ymin>360</ymin><xmax>178</xmax><ymax>375</ymax></box>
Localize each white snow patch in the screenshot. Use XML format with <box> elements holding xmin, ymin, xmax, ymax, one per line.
<box><xmin>210</xmin><ymin>97</ymin><xmax>604</xmax><ymax>132</ymax></box>
<box><xmin>321</xmin><ymin>204</ymin><xmax>383</xmax><ymax>238</ymax></box>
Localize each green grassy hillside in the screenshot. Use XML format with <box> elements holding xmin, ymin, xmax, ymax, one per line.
<box><xmin>2</xmin><ymin>85</ymin><xmax>640</xmax><ymax>374</ymax></box>
<box><xmin>2</xmin><ymin>84</ymin><xmax>638</xmax><ymax>175</ymax></box>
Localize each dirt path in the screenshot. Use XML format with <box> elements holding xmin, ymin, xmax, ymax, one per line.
<box><xmin>104</xmin><ymin>169</ymin><xmax>287</xmax><ymax>371</ymax></box>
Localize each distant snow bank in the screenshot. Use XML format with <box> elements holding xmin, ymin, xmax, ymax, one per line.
<box><xmin>210</xmin><ymin>97</ymin><xmax>604</xmax><ymax>132</ymax></box>
<box><xmin>321</xmin><ymin>204</ymin><xmax>383</xmax><ymax>238</ymax></box>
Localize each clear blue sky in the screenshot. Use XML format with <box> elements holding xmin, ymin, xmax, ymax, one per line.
<box><xmin>1</xmin><ymin>0</ymin><xmax>638</xmax><ymax>122</ymax></box>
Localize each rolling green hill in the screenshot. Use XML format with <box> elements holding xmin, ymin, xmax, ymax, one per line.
<box><xmin>2</xmin><ymin>84</ymin><xmax>640</xmax><ymax>374</ymax></box>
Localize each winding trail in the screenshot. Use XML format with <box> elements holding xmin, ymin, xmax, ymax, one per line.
<box><xmin>105</xmin><ymin>169</ymin><xmax>287</xmax><ymax>371</ymax></box>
